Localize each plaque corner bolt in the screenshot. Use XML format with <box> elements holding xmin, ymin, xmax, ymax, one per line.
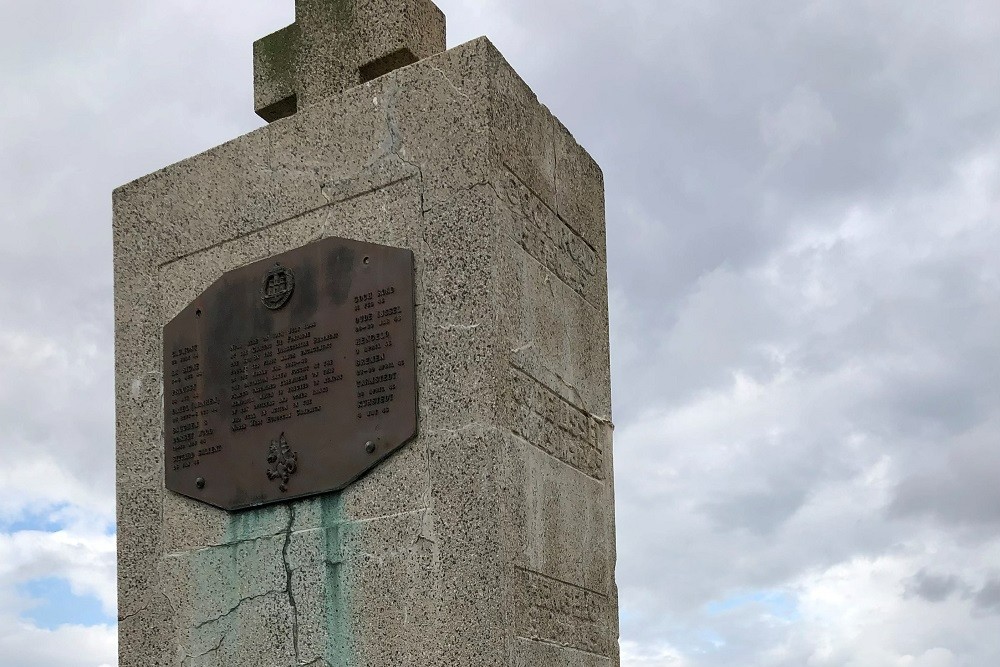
<box><xmin>365</xmin><ymin>441</ymin><xmax>376</xmax><ymax>454</ymax></box>
<box><xmin>195</xmin><ymin>477</ymin><xmax>206</xmax><ymax>489</ymax></box>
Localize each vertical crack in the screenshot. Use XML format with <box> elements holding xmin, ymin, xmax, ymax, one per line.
<box><xmin>283</xmin><ymin>504</ymin><xmax>301</xmax><ymax>664</ymax></box>
<box><xmin>384</xmin><ymin>79</ymin><xmax>427</xmax><ymax>215</ymax></box>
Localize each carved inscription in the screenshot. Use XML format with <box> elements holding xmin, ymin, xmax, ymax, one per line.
<box><xmin>510</xmin><ymin>368</ymin><xmax>606</xmax><ymax>480</ymax></box>
<box><xmin>163</xmin><ymin>236</ymin><xmax>417</xmax><ymax>511</ymax></box>
<box><xmin>501</xmin><ymin>174</ymin><xmax>599</xmax><ymax>306</ymax></box>
<box><xmin>514</xmin><ymin>569</ymin><xmax>613</xmax><ymax>657</ymax></box>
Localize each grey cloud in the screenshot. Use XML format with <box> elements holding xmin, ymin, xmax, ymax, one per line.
<box><xmin>701</xmin><ymin>484</ymin><xmax>810</xmax><ymax>537</ymax></box>
<box><xmin>478</xmin><ymin>0</ymin><xmax>1000</xmax><ymax>430</ymax></box>
<box><xmin>474</xmin><ymin>0</ymin><xmax>1000</xmax><ymax>662</ymax></box>
<box><xmin>905</xmin><ymin>569</ymin><xmax>967</xmax><ymax>603</ymax></box>
<box><xmin>889</xmin><ymin>437</ymin><xmax>1000</xmax><ymax>527</ymax></box>
<box><xmin>973</xmin><ymin>579</ymin><xmax>1000</xmax><ymax>615</ymax></box>
<box><xmin>0</xmin><ymin>2</ymin><xmax>293</xmax><ymax>515</ymax></box>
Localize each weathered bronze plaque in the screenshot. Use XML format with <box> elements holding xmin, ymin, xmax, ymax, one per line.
<box><xmin>163</xmin><ymin>237</ymin><xmax>417</xmax><ymax>511</ymax></box>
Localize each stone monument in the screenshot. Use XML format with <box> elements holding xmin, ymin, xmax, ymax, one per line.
<box><xmin>114</xmin><ymin>1</ymin><xmax>618</xmax><ymax>664</ymax></box>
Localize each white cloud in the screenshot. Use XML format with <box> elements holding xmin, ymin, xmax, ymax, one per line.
<box><xmin>761</xmin><ymin>86</ymin><xmax>838</xmax><ymax>170</ymax></box>
<box><xmin>0</xmin><ymin>619</ymin><xmax>116</xmax><ymax>667</ymax></box>
<box><xmin>0</xmin><ymin>529</ymin><xmax>117</xmax><ymax>616</ymax></box>
<box><xmin>0</xmin><ymin>522</ymin><xmax>116</xmax><ymax>666</ymax></box>
<box><xmin>622</xmin><ymin>640</ymin><xmax>691</xmax><ymax>667</ymax></box>
<box><xmin>613</xmin><ymin>63</ymin><xmax>1000</xmax><ymax>659</ymax></box>
<box><xmin>781</xmin><ymin>544</ymin><xmax>1000</xmax><ymax>666</ymax></box>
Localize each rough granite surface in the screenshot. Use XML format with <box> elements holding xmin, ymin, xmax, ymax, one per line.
<box><xmin>114</xmin><ymin>22</ymin><xmax>617</xmax><ymax>667</ymax></box>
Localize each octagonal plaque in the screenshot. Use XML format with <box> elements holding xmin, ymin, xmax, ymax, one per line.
<box><xmin>163</xmin><ymin>236</ymin><xmax>417</xmax><ymax>511</ymax></box>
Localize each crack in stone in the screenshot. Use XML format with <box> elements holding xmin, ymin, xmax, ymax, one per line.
<box><xmin>282</xmin><ymin>504</ymin><xmax>301</xmax><ymax>665</ymax></box>
<box><xmin>438</xmin><ymin>323</ymin><xmax>480</xmax><ymax>331</ymax></box>
<box><xmin>182</xmin><ymin>628</ymin><xmax>230</xmax><ymax>666</ymax></box>
<box><xmin>164</xmin><ymin>530</ymin><xmax>286</xmax><ymax>559</ymax></box>
<box><xmin>384</xmin><ymin>78</ymin><xmax>427</xmax><ymax>216</ymax></box>
<box><xmin>117</xmin><ymin>604</ymin><xmax>149</xmax><ymax>624</ymax></box>
<box><xmin>300</xmin><ymin>659</ymin><xmax>331</xmax><ymax>667</ymax></box>
<box><xmin>193</xmin><ymin>590</ymin><xmax>285</xmax><ymax>630</ymax></box>
<box><xmin>414</xmin><ymin>509</ymin><xmax>438</xmax><ymax>551</ymax></box>
<box><xmin>554</xmin><ymin>371</ymin><xmax>584</xmax><ymax>407</ymax></box>
<box><xmin>335</xmin><ymin>507</ymin><xmax>424</xmax><ymax>526</ymax></box>
<box><xmin>427</xmin><ymin>63</ymin><xmax>471</xmax><ymax>103</ymax></box>
<box><xmin>158</xmin><ymin>585</ymin><xmax>187</xmax><ymax>645</ymax></box>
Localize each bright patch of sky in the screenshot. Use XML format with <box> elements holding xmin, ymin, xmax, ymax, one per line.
<box><xmin>0</xmin><ymin>504</ymin><xmax>73</xmax><ymax>534</ymax></box>
<box><xmin>705</xmin><ymin>590</ymin><xmax>800</xmax><ymax>622</ymax></box>
<box><xmin>19</xmin><ymin>577</ymin><xmax>116</xmax><ymax>630</ymax></box>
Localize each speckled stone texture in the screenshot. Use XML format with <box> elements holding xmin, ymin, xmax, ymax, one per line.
<box><xmin>114</xmin><ymin>26</ymin><xmax>618</xmax><ymax>667</ymax></box>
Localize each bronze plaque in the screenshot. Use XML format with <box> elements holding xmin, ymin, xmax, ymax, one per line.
<box><xmin>163</xmin><ymin>237</ymin><xmax>417</xmax><ymax>511</ymax></box>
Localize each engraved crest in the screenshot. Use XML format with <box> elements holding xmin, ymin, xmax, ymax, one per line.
<box><xmin>261</xmin><ymin>263</ymin><xmax>295</xmax><ymax>310</ymax></box>
<box><xmin>266</xmin><ymin>433</ymin><xmax>298</xmax><ymax>492</ymax></box>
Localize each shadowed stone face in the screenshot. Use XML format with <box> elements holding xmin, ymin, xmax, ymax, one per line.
<box><xmin>254</xmin><ymin>0</ymin><xmax>446</xmax><ymax>122</ymax></box>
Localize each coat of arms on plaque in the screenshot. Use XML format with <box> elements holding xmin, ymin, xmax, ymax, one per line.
<box><xmin>261</xmin><ymin>263</ymin><xmax>295</xmax><ymax>309</ymax></box>
<box><xmin>266</xmin><ymin>433</ymin><xmax>298</xmax><ymax>492</ymax></box>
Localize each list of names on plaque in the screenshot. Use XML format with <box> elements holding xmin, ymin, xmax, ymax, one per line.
<box><xmin>353</xmin><ymin>284</ymin><xmax>407</xmax><ymax>421</ymax></box>
<box><xmin>168</xmin><ymin>345</ymin><xmax>219</xmax><ymax>472</ymax></box>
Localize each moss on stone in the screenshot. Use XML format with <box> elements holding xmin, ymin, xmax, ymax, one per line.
<box><xmin>320</xmin><ymin>494</ymin><xmax>352</xmax><ymax>665</ymax></box>
<box><xmin>254</xmin><ymin>23</ymin><xmax>300</xmax><ymax>87</ymax></box>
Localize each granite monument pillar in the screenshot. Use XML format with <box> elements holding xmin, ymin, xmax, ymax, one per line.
<box><xmin>113</xmin><ymin>1</ymin><xmax>618</xmax><ymax>664</ymax></box>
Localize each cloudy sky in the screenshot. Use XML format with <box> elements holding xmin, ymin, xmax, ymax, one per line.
<box><xmin>2</xmin><ymin>0</ymin><xmax>999</xmax><ymax>665</ymax></box>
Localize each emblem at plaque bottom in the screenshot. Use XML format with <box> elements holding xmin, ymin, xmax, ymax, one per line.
<box><xmin>261</xmin><ymin>263</ymin><xmax>295</xmax><ymax>309</ymax></box>
<box><xmin>266</xmin><ymin>433</ymin><xmax>298</xmax><ymax>492</ymax></box>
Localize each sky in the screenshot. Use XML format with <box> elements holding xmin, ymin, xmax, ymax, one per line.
<box><xmin>1</xmin><ymin>0</ymin><xmax>999</xmax><ymax>665</ymax></box>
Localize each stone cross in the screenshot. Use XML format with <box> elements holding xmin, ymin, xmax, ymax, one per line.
<box><xmin>254</xmin><ymin>0</ymin><xmax>446</xmax><ymax>122</ymax></box>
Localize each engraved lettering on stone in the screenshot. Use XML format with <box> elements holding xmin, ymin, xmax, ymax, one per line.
<box><xmin>510</xmin><ymin>368</ymin><xmax>605</xmax><ymax>480</ymax></box>
<box><xmin>514</xmin><ymin>569</ymin><xmax>613</xmax><ymax>656</ymax></box>
<box><xmin>265</xmin><ymin>433</ymin><xmax>298</xmax><ymax>492</ymax></box>
<box><xmin>501</xmin><ymin>174</ymin><xmax>599</xmax><ymax>305</ymax></box>
<box><xmin>261</xmin><ymin>263</ymin><xmax>295</xmax><ymax>310</ymax></box>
